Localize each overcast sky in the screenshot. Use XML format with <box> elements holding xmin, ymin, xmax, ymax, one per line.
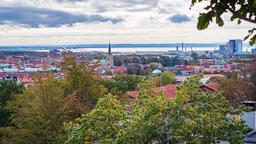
<box><xmin>0</xmin><ymin>0</ymin><xmax>253</xmax><ymax>45</ymax></box>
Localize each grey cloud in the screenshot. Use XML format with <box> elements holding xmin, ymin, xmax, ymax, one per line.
<box><xmin>169</xmin><ymin>14</ymin><xmax>191</xmax><ymax>23</ymax></box>
<box><xmin>55</xmin><ymin>0</ymin><xmax>87</xmax><ymax>2</ymax></box>
<box><xmin>121</xmin><ymin>0</ymin><xmax>158</xmax><ymax>6</ymax></box>
<box><xmin>0</xmin><ymin>6</ymin><xmax>122</xmax><ymax>28</ymax></box>
<box><xmin>89</xmin><ymin>0</ymin><xmax>159</xmax><ymax>12</ymax></box>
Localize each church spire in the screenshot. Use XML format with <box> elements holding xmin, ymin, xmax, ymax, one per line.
<box><xmin>107</xmin><ymin>42</ymin><xmax>113</xmax><ymax>66</ymax></box>
<box><xmin>108</xmin><ymin>42</ymin><xmax>112</xmax><ymax>55</ymax></box>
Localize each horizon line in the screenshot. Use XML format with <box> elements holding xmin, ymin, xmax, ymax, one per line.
<box><xmin>0</xmin><ymin>43</ymin><xmax>233</xmax><ymax>47</ymax></box>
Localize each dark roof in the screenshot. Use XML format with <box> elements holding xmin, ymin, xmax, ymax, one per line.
<box><xmin>245</xmin><ymin>130</ymin><xmax>256</xmax><ymax>143</ymax></box>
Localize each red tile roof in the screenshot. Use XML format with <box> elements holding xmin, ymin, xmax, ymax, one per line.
<box><xmin>21</xmin><ymin>77</ymin><xmax>36</xmax><ymax>84</ymax></box>
<box><xmin>202</xmin><ymin>82</ymin><xmax>219</xmax><ymax>92</ymax></box>
<box><xmin>113</xmin><ymin>66</ymin><xmax>127</xmax><ymax>74</ymax></box>
<box><xmin>203</xmin><ymin>74</ymin><xmax>225</xmax><ymax>78</ymax></box>
<box><xmin>127</xmin><ymin>84</ymin><xmax>176</xmax><ymax>99</ymax></box>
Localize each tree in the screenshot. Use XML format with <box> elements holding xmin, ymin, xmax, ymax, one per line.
<box><xmin>65</xmin><ymin>77</ymin><xmax>248</xmax><ymax>144</ymax></box>
<box><xmin>65</xmin><ymin>94</ymin><xmax>126</xmax><ymax>144</ymax></box>
<box><xmin>127</xmin><ymin>63</ymin><xmax>143</xmax><ymax>75</ymax></box>
<box><xmin>149</xmin><ymin>62</ymin><xmax>162</xmax><ymax>71</ymax></box>
<box><xmin>219</xmin><ymin>55</ymin><xmax>256</xmax><ymax>106</ymax></box>
<box><xmin>191</xmin><ymin>53</ymin><xmax>199</xmax><ymax>61</ymax></box>
<box><xmin>112</xmin><ymin>74</ymin><xmax>143</xmax><ymax>92</ymax></box>
<box><xmin>159</xmin><ymin>56</ymin><xmax>173</xmax><ymax>67</ymax></box>
<box><xmin>151</xmin><ymin>76</ymin><xmax>161</xmax><ymax>87</ymax></box>
<box><xmin>132</xmin><ymin>56</ymin><xmax>141</xmax><ymax>64</ymax></box>
<box><xmin>0</xmin><ymin>80</ymin><xmax>24</xmax><ymax>127</ymax></box>
<box><xmin>167</xmin><ymin>76</ymin><xmax>249</xmax><ymax>144</ymax></box>
<box><xmin>191</xmin><ymin>0</ymin><xmax>256</xmax><ymax>45</ymax></box>
<box><xmin>121</xmin><ymin>77</ymin><xmax>248</xmax><ymax>143</ymax></box>
<box><xmin>1</xmin><ymin>57</ymin><xmax>108</xmax><ymax>143</ymax></box>
<box><xmin>116</xmin><ymin>80</ymin><xmax>169</xmax><ymax>144</ymax></box>
<box><xmin>0</xmin><ymin>80</ymin><xmax>24</xmax><ymax>143</ymax></box>
<box><xmin>65</xmin><ymin>80</ymin><xmax>169</xmax><ymax>144</ymax></box>
<box><xmin>160</xmin><ymin>71</ymin><xmax>176</xmax><ymax>86</ymax></box>
<box><xmin>113</xmin><ymin>55</ymin><xmax>123</xmax><ymax>66</ymax></box>
<box><xmin>2</xmin><ymin>77</ymin><xmax>68</xmax><ymax>144</ymax></box>
<box><xmin>199</xmin><ymin>54</ymin><xmax>208</xmax><ymax>59</ymax></box>
<box><xmin>63</xmin><ymin>56</ymin><xmax>107</xmax><ymax>111</ymax></box>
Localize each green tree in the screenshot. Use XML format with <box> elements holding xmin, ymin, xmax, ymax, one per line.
<box><xmin>116</xmin><ymin>80</ymin><xmax>169</xmax><ymax>144</ymax></box>
<box><xmin>113</xmin><ymin>55</ymin><xmax>123</xmax><ymax>66</ymax></box>
<box><xmin>118</xmin><ymin>77</ymin><xmax>248</xmax><ymax>143</ymax></box>
<box><xmin>115</xmin><ymin>74</ymin><xmax>142</xmax><ymax>92</ymax></box>
<box><xmin>63</xmin><ymin>56</ymin><xmax>106</xmax><ymax>111</ymax></box>
<box><xmin>149</xmin><ymin>62</ymin><xmax>162</xmax><ymax>71</ymax></box>
<box><xmin>160</xmin><ymin>71</ymin><xmax>176</xmax><ymax>86</ymax></box>
<box><xmin>127</xmin><ymin>63</ymin><xmax>143</xmax><ymax>75</ymax></box>
<box><xmin>0</xmin><ymin>80</ymin><xmax>24</xmax><ymax>127</ymax></box>
<box><xmin>191</xmin><ymin>53</ymin><xmax>199</xmax><ymax>61</ymax></box>
<box><xmin>191</xmin><ymin>0</ymin><xmax>256</xmax><ymax>45</ymax></box>
<box><xmin>65</xmin><ymin>77</ymin><xmax>248</xmax><ymax>144</ymax></box>
<box><xmin>0</xmin><ymin>80</ymin><xmax>24</xmax><ymax>143</ymax></box>
<box><xmin>1</xmin><ymin>57</ymin><xmax>108</xmax><ymax>144</ymax></box>
<box><xmin>65</xmin><ymin>94</ymin><xmax>126</xmax><ymax>144</ymax></box>
<box><xmin>3</xmin><ymin>77</ymin><xmax>67</xmax><ymax>144</ymax></box>
<box><xmin>167</xmin><ymin>76</ymin><xmax>249</xmax><ymax>143</ymax></box>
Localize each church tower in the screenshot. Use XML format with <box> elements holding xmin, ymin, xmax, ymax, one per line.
<box><xmin>107</xmin><ymin>42</ymin><xmax>113</xmax><ymax>66</ymax></box>
<box><xmin>108</xmin><ymin>42</ymin><xmax>112</xmax><ymax>56</ymax></box>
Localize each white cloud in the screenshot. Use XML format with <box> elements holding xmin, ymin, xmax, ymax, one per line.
<box><xmin>0</xmin><ymin>0</ymin><xmax>253</xmax><ymax>45</ymax></box>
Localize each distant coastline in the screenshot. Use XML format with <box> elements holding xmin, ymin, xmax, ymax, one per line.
<box><xmin>0</xmin><ymin>43</ymin><xmax>253</xmax><ymax>52</ymax></box>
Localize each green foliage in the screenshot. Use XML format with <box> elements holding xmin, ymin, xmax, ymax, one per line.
<box><xmin>167</xmin><ymin>76</ymin><xmax>249</xmax><ymax>143</ymax></box>
<box><xmin>65</xmin><ymin>94</ymin><xmax>126</xmax><ymax>144</ymax></box>
<box><xmin>116</xmin><ymin>80</ymin><xmax>169</xmax><ymax>144</ymax></box>
<box><xmin>3</xmin><ymin>77</ymin><xmax>67</xmax><ymax>144</ymax></box>
<box><xmin>191</xmin><ymin>0</ymin><xmax>256</xmax><ymax>45</ymax></box>
<box><xmin>114</xmin><ymin>55</ymin><xmax>192</xmax><ymax>68</ymax></box>
<box><xmin>0</xmin><ymin>80</ymin><xmax>24</xmax><ymax>127</ymax></box>
<box><xmin>159</xmin><ymin>56</ymin><xmax>187</xmax><ymax>67</ymax></box>
<box><xmin>102</xmin><ymin>74</ymin><xmax>143</xmax><ymax>93</ymax></box>
<box><xmin>0</xmin><ymin>56</ymin><xmax>108</xmax><ymax>143</ymax></box>
<box><xmin>0</xmin><ymin>80</ymin><xmax>24</xmax><ymax>143</ymax></box>
<box><xmin>149</xmin><ymin>62</ymin><xmax>162</xmax><ymax>71</ymax></box>
<box><xmin>126</xmin><ymin>63</ymin><xmax>143</xmax><ymax>75</ymax></box>
<box><xmin>191</xmin><ymin>53</ymin><xmax>199</xmax><ymax>61</ymax></box>
<box><xmin>65</xmin><ymin>77</ymin><xmax>248</xmax><ymax>144</ymax></box>
<box><xmin>160</xmin><ymin>71</ymin><xmax>176</xmax><ymax>86</ymax></box>
<box><xmin>114</xmin><ymin>74</ymin><xmax>143</xmax><ymax>92</ymax></box>
<box><xmin>63</xmin><ymin>56</ymin><xmax>107</xmax><ymax>111</ymax></box>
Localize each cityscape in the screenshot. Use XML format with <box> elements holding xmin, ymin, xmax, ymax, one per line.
<box><xmin>1</xmin><ymin>40</ymin><xmax>255</xmax><ymax>85</ymax></box>
<box><xmin>0</xmin><ymin>0</ymin><xmax>256</xmax><ymax>144</ymax></box>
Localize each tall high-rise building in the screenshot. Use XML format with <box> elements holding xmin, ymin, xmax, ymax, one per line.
<box><xmin>176</xmin><ymin>46</ymin><xmax>179</xmax><ymax>52</ymax></box>
<box><xmin>227</xmin><ymin>39</ymin><xmax>243</xmax><ymax>55</ymax></box>
<box><xmin>252</xmin><ymin>48</ymin><xmax>256</xmax><ymax>54</ymax></box>
<box><xmin>219</xmin><ymin>45</ymin><xmax>228</xmax><ymax>55</ymax></box>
